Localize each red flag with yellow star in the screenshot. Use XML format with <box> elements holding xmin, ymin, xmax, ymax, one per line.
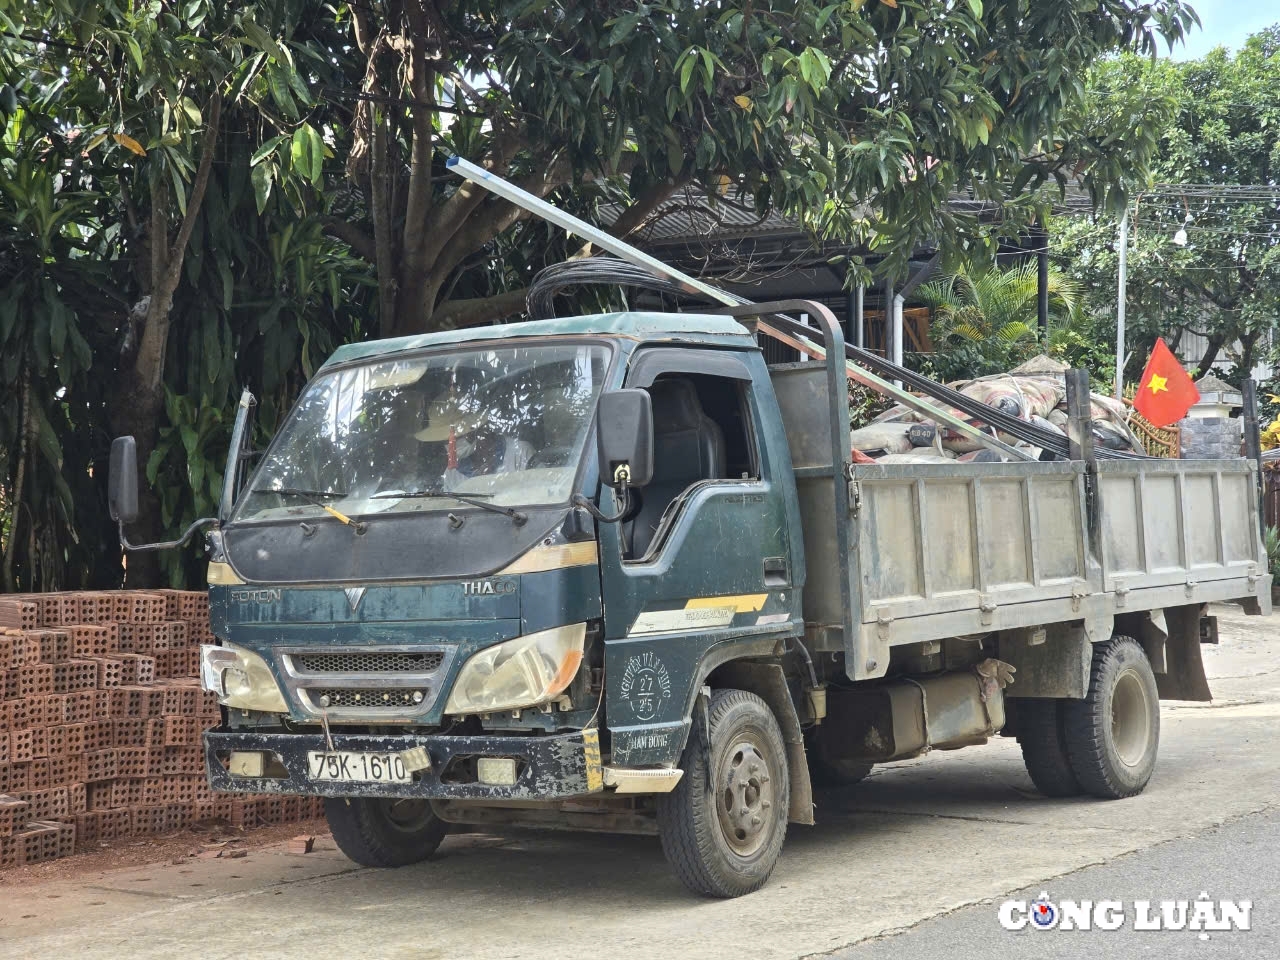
<box><xmin>1132</xmin><ymin>338</ymin><xmax>1199</xmax><ymax>428</ymax></box>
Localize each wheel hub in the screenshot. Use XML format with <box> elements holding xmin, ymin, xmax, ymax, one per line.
<box><xmin>1111</xmin><ymin>667</ymin><xmax>1152</xmax><ymax>768</ymax></box>
<box><xmin>716</xmin><ymin>739</ymin><xmax>776</xmax><ymax>856</ymax></box>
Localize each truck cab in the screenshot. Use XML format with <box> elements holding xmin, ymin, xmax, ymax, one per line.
<box><xmin>184</xmin><ymin>312</ymin><xmax>810</xmax><ymax>895</ymax></box>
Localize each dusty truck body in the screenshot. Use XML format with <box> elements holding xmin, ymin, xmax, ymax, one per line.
<box><xmin>108</xmin><ymin>300</ymin><xmax>1271</xmax><ymax>897</ymax></box>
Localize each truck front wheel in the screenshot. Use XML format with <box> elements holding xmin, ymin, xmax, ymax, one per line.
<box><xmin>1062</xmin><ymin>636</ymin><xmax>1160</xmax><ymax>799</ymax></box>
<box><xmin>324</xmin><ymin>797</ymin><xmax>448</xmax><ymax>867</ymax></box>
<box><xmin>657</xmin><ymin>689</ymin><xmax>789</xmax><ymax>898</ymax></box>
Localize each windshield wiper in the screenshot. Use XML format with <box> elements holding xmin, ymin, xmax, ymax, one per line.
<box><xmin>373</xmin><ymin>488</ymin><xmax>527</xmax><ymax>526</ymax></box>
<box><xmin>255</xmin><ymin>487</ymin><xmax>365</xmax><ymax>531</ymax></box>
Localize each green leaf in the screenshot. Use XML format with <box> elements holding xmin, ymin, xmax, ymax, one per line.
<box><xmin>679</xmin><ymin>50</ymin><xmax>696</xmax><ymax>95</ymax></box>
<box><xmin>242</xmin><ymin>18</ymin><xmax>288</xmax><ymax>63</ymax></box>
<box><xmin>251</xmin><ymin>162</ymin><xmax>273</xmax><ymax>214</ymax></box>
<box><xmin>607</xmin><ymin>12</ymin><xmax>641</xmax><ymax>46</ymax></box>
<box><xmin>126</xmin><ymin>36</ymin><xmax>145</xmax><ymax>72</ymax></box>
<box><xmin>599</xmin><ymin>62</ymin><xmax>613</xmax><ymax>99</ymax></box>
<box><xmin>290</xmin><ymin>126</ymin><xmax>312</xmax><ymax>180</ymax></box>
<box><xmin>305</xmin><ymin>124</ymin><xmax>324</xmax><ymax>185</ymax></box>
<box><xmin>250</xmin><ymin>134</ymin><xmax>286</xmax><ymax>166</ymax></box>
<box><xmin>967</xmin><ymin>0</ymin><xmax>983</xmax><ymax>17</ymax></box>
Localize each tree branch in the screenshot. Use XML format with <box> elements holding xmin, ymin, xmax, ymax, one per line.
<box><xmin>134</xmin><ymin>93</ymin><xmax>222</xmax><ymax>393</ymax></box>
<box><xmin>400</xmin><ymin>2</ymin><xmax>436</xmax><ymax>265</ymax></box>
<box><xmin>432</xmin><ymin>288</ymin><xmax>529</xmax><ymax>329</ymax></box>
<box><xmin>370</xmin><ymin>109</ymin><xmax>398</xmax><ymax>335</ymax></box>
<box><xmin>318</xmin><ymin>216</ymin><xmax>378</xmax><ymax>262</ymax></box>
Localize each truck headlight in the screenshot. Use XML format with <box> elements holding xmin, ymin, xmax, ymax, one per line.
<box><xmin>199</xmin><ymin>642</ymin><xmax>289</xmax><ymax>713</ymax></box>
<box><xmin>445</xmin><ymin>623</ymin><xmax>586</xmax><ymax>715</ymax></box>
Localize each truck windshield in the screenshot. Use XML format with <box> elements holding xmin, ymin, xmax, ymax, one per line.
<box><xmin>234</xmin><ymin>342</ymin><xmax>610</xmax><ymax>523</ymax></box>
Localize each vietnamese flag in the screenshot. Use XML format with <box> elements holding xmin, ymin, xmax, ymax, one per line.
<box><xmin>1132</xmin><ymin>338</ymin><xmax>1200</xmax><ymax>428</ymax></box>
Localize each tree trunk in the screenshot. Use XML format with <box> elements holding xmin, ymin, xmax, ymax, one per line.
<box><xmin>1194</xmin><ymin>335</ymin><xmax>1223</xmax><ymax>378</ymax></box>
<box><xmin>2</xmin><ymin>369</ymin><xmax>31</xmax><ymax>591</ymax></box>
<box><xmin>107</xmin><ymin>94</ymin><xmax>222</xmax><ymax>587</ymax></box>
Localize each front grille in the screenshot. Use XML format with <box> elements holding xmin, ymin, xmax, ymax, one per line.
<box><xmin>308</xmin><ymin>688</ymin><xmax>430</xmax><ymax>709</ymax></box>
<box><xmin>293</xmin><ymin>652</ymin><xmax>445</xmax><ymax>674</ymax></box>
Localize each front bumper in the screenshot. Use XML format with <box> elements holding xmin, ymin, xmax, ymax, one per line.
<box><xmin>204</xmin><ymin>728</ymin><xmax>603</xmax><ymax>801</ymax></box>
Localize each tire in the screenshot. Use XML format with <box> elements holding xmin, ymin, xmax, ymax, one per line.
<box><xmin>1013</xmin><ymin>698</ymin><xmax>1082</xmax><ymax>797</ymax></box>
<box><xmin>324</xmin><ymin>797</ymin><xmax>448</xmax><ymax>867</ymax></box>
<box><xmin>1062</xmin><ymin>636</ymin><xmax>1160</xmax><ymax>799</ymax></box>
<box><xmin>805</xmin><ymin>727</ymin><xmax>874</xmax><ymax>787</ymax></box>
<box><xmin>657</xmin><ymin>689</ymin><xmax>789</xmax><ymax>898</ymax></box>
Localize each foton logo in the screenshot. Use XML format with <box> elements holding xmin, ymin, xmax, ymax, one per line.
<box><xmin>462</xmin><ymin>579</ymin><xmax>516</xmax><ymax>596</ymax></box>
<box><xmin>230</xmin><ymin>589</ymin><xmax>282</xmax><ymax>604</ymax></box>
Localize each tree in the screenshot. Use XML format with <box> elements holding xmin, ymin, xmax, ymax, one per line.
<box><xmin>250</xmin><ymin>0</ymin><xmax>1199</xmax><ymax>338</ymax></box>
<box><xmin>0</xmin><ymin>0</ymin><xmax>1201</xmax><ymax>588</ymax></box>
<box><xmin>914</xmin><ymin>262</ymin><xmax>1079</xmax><ymax>379</ymax></box>
<box><xmin>1052</xmin><ymin>29</ymin><xmax>1280</xmax><ymax>385</ymax></box>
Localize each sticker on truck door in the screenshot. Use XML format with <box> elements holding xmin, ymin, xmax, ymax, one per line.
<box><xmin>627</xmin><ymin>594</ymin><xmax>768</xmax><ymax>636</ymax></box>
<box><xmin>619</xmin><ymin>652</ymin><xmax>673</xmax><ymax>721</ymax></box>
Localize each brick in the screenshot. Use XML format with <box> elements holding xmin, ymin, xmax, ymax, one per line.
<box><xmin>113</xmin><ymin>718</ymin><xmax>148</xmax><ymax>747</ymax></box>
<box><xmin>61</xmin><ymin>723</ymin><xmax>86</xmax><ymax>757</ymax></box>
<box><xmin>0</xmin><ymin>835</ymin><xmax>18</xmax><ymax>869</ymax></box>
<box><xmin>57</xmin><ymin>594</ymin><xmax>82</xmax><ymax>625</ymax></box>
<box><xmin>0</xmin><ymin>763</ymin><xmax>28</xmax><ymax>794</ymax></box>
<box><xmin>81</xmin><ymin>750</ymin><xmax>117</xmax><ymax>783</ymax></box>
<box><xmin>66</xmin><ymin>781</ymin><xmax>86</xmax><ymax>815</ymax></box>
<box><xmin>19</xmin><ymin>663</ymin><xmax>54</xmax><ymax>698</ymax></box>
<box><xmin>42</xmin><ymin>694</ymin><xmax>69</xmax><ymax>725</ymax></box>
<box><xmin>0</xmin><ymin>600</ymin><xmax>38</xmax><ymax>631</ymax></box>
<box><xmin>17</xmin><ymin>786</ymin><xmax>69</xmax><ymax>821</ymax></box>
<box><xmin>118</xmin><ymin>654</ymin><xmax>156</xmax><ymax>685</ymax></box>
<box><xmin>5</xmin><ymin>699</ymin><xmax>33</xmax><ymax>729</ymax></box>
<box><xmin>27</xmin><ymin>759</ymin><xmax>52</xmax><ymax>791</ymax></box>
<box><xmin>96</xmin><ymin>658</ymin><xmax>125</xmax><ymax>688</ymax></box>
<box><xmin>70</xmin><ymin>624</ymin><xmax>118</xmax><ymax>658</ymax></box>
<box><xmin>0</xmin><ymin>732</ymin><xmax>6</xmax><ymax>764</ymax></box>
<box><xmin>12</xmin><ymin>821</ymin><xmax>60</xmax><ymax>864</ymax></box>
<box><xmin>156</xmin><ymin>746</ymin><xmax>203</xmax><ymax>777</ymax></box>
<box><xmin>82</xmin><ymin>719</ymin><xmax>113</xmax><ymax>751</ymax></box>
<box><xmin>197</xmin><ymin>690</ymin><xmax>220</xmax><ymax>719</ymax></box>
<box><xmin>97</xmin><ymin>807</ymin><xmax>131</xmax><ymax>842</ymax></box>
<box><xmin>0</xmin><ymin>795</ymin><xmax>30</xmax><ymax>836</ymax></box>
<box><xmin>0</xmin><ymin>636</ymin><xmax>11</xmax><ymax>671</ymax></box>
<box><xmin>10</xmin><ymin>729</ymin><xmax>35</xmax><ymax>763</ymax></box>
<box><xmin>151</xmin><ymin>650</ymin><xmax>172</xmax><ymax>678</ymax></box>
<box><xmin>163</xmin><ymin>715</ymin><xmax>202</xmax><ymax>747</ymax></box>
<box><xmin>85</xmin><ymin>782</ymin><xmax>114</xmax><ymax>811</ymax></box>
<box><xmin>124</xmin><ymin>593</ymin><xmax>167</xmax><ymax>624</ymax></box>
<box><xmin>163</xmin><ymin>801</ymin><xmax>194</xmax><ymax>831</ymax></box>
<box><xmin>64</xmin><ymin>691</ymin><xmax>95</xmax><ymax>724</ymax></box>
<box><xmin>115</xmin><ymin>747</ymin><xmax>150</xmax><ymax>778</ymax></box>
<box><xmin>2</xmin><ymin>668</ymin><xmax>18</xmax><ymax>700</ymax></box>
<box><xmin>132</xmin><ymin>804</ymin><xmax>167</xmax><ymax>835</ymax></box>
<box><xmin>76</xmin><ymin>592</ymin><xmax>116</xmax><ymax>624</ymax></box>
<box><xmin>195</xmin><ymin>797</ymin><xmax>234</xmax><ymax>822</ymax></box>
<box><xmin>111</xmin><ymin>778</ymin><xmax>147</xmax><ymax>808</ymax></box>
<box><xmin>52</xmin><ymin>659</ymin><xmax>98</xmax><ymax>694</ymax></box>
<box><xmin>28</xmin><ymin>629</ymin><xmax>72</xmax><ymax>663</ymax></box>
<box><xmin>73</xmin><ymin>811</ymin><xmax>98</xmax><ymax>848</ymax></box>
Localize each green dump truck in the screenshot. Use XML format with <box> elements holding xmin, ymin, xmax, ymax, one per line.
<box><xmin>108</xmin><ymin>299</ymin><xmax>1270</xmax><ymax>898</ymax></box>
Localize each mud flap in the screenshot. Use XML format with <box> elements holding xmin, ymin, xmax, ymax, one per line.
<box><xmin>1156</xmin><ymin>605</ymin><xmax>1212</xmax><ymax>701</ymax></box>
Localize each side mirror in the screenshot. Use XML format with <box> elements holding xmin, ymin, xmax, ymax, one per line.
<box><xmin>108</xmin><ymin>436</ymin><xmax>139</xmax><ymax>524</ymax></box>
<box><xmin>596</xmin><ymin>389</ymin><xmax>654</xmax><ymax>488</ymax></box>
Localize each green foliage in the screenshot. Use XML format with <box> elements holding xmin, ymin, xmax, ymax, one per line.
<box><xmin>0</xmin><ymin>0</ymin><xmax>1202</xmax><ymax>588</ymax></box>
<box><xmin>1264</xmin><ymin>526</ymin><xmax>1280</xmax><ymax>579</ymax></box>
<box><xmin>915</xmin><ymin>261</ymin><xmax>1079</xmax><ymax>380</ymax></box>
<box><xmin>1052</xmin><ymin>30</ymin><xmax>1280</xmax><ymax>383</ymax></box>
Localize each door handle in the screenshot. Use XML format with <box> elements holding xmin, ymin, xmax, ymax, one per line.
<box><xmin>763</xmin><ymin>556</ymin><xmax>789</xmax><ymax>586</ymax></box>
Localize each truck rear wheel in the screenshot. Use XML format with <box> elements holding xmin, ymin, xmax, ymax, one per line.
<box><xmin>657</xmin><ymin>689</ymin><xmax>789</xmax><ymax>898</ymax></box>
<box><xmin>1062</xmin><ymin>636</ymin><xmax>1160</xmax><ymax>799</ymax></box>
<box><xmin>324</xmin><ymin>797</ymin><xmax>448</xmax><ymax>867</ymax></box>
<box><xmin>1013</xmin><ymin>698</ymin><xmax>1082</xmax><ymax>797</ymax></box>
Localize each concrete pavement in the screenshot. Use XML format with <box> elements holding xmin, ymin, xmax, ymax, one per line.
<box><xmin>1</xmin><ymin>603</ymin><xmax>1276</xmax><ymax>959</ymax></box>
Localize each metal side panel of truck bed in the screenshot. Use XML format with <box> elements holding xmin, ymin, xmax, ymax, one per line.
<box><xmin>770</xmin><ymin>362</ymin><xmax>1270</xmax><ymax>682</ymax></box>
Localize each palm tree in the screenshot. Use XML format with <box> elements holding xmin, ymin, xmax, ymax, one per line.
<box><xmin>915</xmin><ymin>262</ymin><xmax>1081</xmax><ymax>379</ymax></box>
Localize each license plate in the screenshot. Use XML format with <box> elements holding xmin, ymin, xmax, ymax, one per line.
<box><xmin>306</xmin><ymin>751</ymin><xmax>411</xmax><ymax>784</ymax></box>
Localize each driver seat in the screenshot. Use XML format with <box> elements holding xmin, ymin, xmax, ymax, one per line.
<box><xmin>626</xmin><ymin>377</ymin><xmax>725</xmax><ymax>558</ymax></box>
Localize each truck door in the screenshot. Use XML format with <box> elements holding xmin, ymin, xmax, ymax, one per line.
<box><xmin>597</xmin><ymin>348</ymin><xmax>795</xmax><ymax>642</ymax></box>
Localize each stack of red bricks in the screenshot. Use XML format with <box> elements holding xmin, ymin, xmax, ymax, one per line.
<box><xmin>0</xmin><ymin>590</ymin><xmax>322</xmax><ymax>869</ymax></box>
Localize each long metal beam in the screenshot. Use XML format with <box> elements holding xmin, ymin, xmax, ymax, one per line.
<box><xmin>446</xmin><ymin>156</ymin><xmax>1035</xmax><ymax>462</ymax></box>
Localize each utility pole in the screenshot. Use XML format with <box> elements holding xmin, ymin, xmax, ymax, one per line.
<box><xmin>1115</xmin><ymin>211</ymin><xmax>1129</xmax><ymax>400</ymax></box>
